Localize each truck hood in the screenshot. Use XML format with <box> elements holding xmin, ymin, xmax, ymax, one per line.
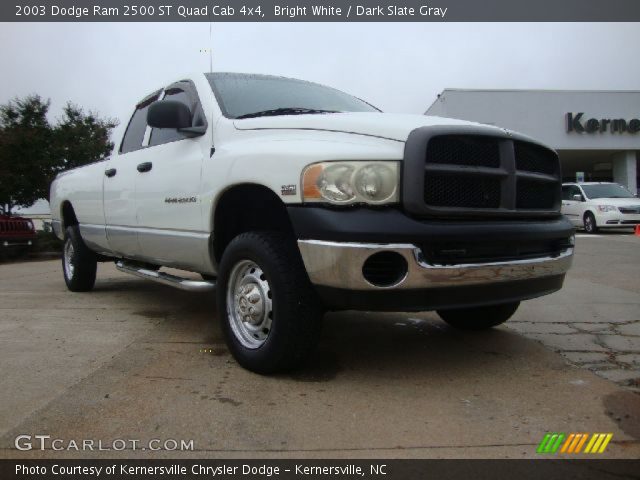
<box><xmin>233</xmin><ymin>112</ymin><xmax>500</xmax><ymax>142</ymax></box>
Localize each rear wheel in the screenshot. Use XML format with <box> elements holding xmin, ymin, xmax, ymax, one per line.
<box><xmin>583</xmin><ymin>212</ymin><xmax>598</xmax><ymax>234</ymax></box>
<box><xmin>437</xmin><ymin>301</ymin><xmax>520</xmax><ymax>330</ymax></box>
<box><xmin>217</xmin><ymin>231</ymin><xmax>323</xmax><ymax>373</ymax></box>
<box><xmin>62</xmin><ymin>225</ymin><xmax>97</xmax><ymax>292</ymax></box>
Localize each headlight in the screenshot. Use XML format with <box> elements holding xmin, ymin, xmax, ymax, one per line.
<box><xmin>302</xmin><ymin>161</ymin><xmax>399</xmax><ymax>205</ymax></box>
<box><xmin>596</xmin><ymin>205</ymin><xmax>617</xmax><ymax>212</ymax></box>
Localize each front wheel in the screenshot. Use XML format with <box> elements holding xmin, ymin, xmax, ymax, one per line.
<box><xmin>583</xmin><ymin>212</ymin><xmax>598</xmax><ymax>234</ymax></box>
<box><xmin>62</xmin><ymin>225</ymin><xmax>97</xmax><ymax>292</ymax></box>
<box><xmin>217</xmin><ymin>232</ymin><xmax>323</xmax><ymax>374</ymax></box>
<box><xmin>437</xmin><ymin>301</ymin><xmax>520</xmax><ymax>330</ymax></box>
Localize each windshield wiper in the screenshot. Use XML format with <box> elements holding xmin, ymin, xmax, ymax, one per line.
<box><xmin>235</xmin><ymin>107</ymin><xmax>340</xmax><ymax>119</ymax></box>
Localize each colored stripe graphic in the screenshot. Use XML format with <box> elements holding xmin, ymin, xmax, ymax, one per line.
<box><xmin>584</xmin><ymin>433</ymin><xmax>600</xmax><ymax>453</ymax></box>
<box><xmin>584</xmin><ymin>433</ymin><xmax>614</xmax><ymax>454</ymax></box>
<box><xmin>544</xmin><ymin>433</ymin><xmax>558</xmax><ymax>453</ymax></box>
<box><xmin>574</xmin><ymin>433</ymin><xmax>589</xmax><ymax>453</ymax></box>
<box><xmin>550</xmin><ymin>433</ymin><xmax>565</xmax><ymax>453</ymax></box>
<box><xmin>537</xmin><ymin>433</ymin><xmax>566</xmax><ymax>453</ymax></box>
<box><xmin>538</xmin><ymin>433</ymin><xmax>613</xmax><ymax>454</ymax></box>
<box><xmin>597</xmin><ymin>434</ymin><xmax>613</xmax><ymax>453</ymax></box>
<box><xmin>560</xmin><ymin>433</ymin><xmax>575</xmax><ymax>453</ymax></box>
<box><xmin>537</xmin><ymin>433</ymin><xmax>552</xmax><ymax>453</ymax></box>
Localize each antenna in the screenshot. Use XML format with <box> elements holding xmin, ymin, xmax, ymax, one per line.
<box><xmin>200</xmin><ymin>23</ymin><xmax>213</xmax><ymax>72</ymax></box>
<box><xmin>208</xmin><ymin>22</ymin><xmax>213</xmax><ymax>73</ymax></box>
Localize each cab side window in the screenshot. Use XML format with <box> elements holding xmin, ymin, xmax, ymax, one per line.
<box><xmin>561</xmin><ymin>186</ymin><xmax>571</xmax><ymax>201</ymax></box>
<box><xmin>149</xmin><ymin>82</ymin><xmax>207</xmax><ymax>147</ymax></box>
<box><xmin>119</xmin><ymin>92</ymin><xmax>159</xmax><ymax>154</ymax></box>
<box><xmin>149</xmin><ymin>89</ymin><xmax>191</xmax><ymax>146</ymax></box>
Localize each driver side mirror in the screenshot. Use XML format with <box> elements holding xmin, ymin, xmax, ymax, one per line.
<box><xmin>147</xmin><ymin>100</ymin><xmax>205</xmax><ymax>137</ymax></box>
<box><xmin>572</xmin><ymin>194</ymin><xmax>583</xmax><ymax>202</ymax></box>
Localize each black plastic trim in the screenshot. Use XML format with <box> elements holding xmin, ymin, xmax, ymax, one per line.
<box><xmin>288</xmin><ymin>206</ymin><xmax>574</xmax><ymax>245</ymax></box>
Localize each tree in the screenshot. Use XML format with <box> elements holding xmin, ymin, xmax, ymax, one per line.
<box><xmin>0</xmin><ymin>95</ymin><xmax>53</xmax><ymax>215</ymax></box>
<box><xmin>54</xmin><ymin>104</ymin><xmax>118</xmax><ymax>171</ymax></box>
<box><xmin>0</xmin><ymin>95</ymin><xmax>118</xmax><ymax>215</ymax></box>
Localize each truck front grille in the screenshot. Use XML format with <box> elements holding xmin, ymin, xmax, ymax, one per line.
<box><xmin>516</xmin><ymin>179</ymin><xmax>557</xmax><ymax>210</ymax></box>
<box><xmin>424</xmin><ymin>175</ymin><xmax>501</xmax><ymax>208</ymax></box>
<box><xmin>514</xmin><ymin>141</ymin><xmax>559</xmax><ymax>176</ymax></box>
<box><xmin>426</xmin><ymin>135</ymin><xmax>500</xmax><ymax>168</ymax></box>
<box><xmin>403</xmin><ymin>128</ymin><xmax>561</xmax><ymax>218</ymax></box>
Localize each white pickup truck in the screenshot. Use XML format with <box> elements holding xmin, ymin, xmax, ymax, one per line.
<box><xmin>50</xmin><ymin>72</ymin><xmax>574</xmax><ymax>373</ymax></box>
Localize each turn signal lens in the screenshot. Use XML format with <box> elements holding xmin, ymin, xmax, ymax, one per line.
<box><xmin>302</xmin><ymin>161</ymin><xmax>399</xmax><ymax>205</ymax></box>
<box><xmin>302</xmin><ymin>164</ymin><xmax>323</xmax><ymax>199</ymax></box>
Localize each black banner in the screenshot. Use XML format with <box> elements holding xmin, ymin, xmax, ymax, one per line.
<box><xmin>3</xmin><ymin>460</ymin><xmax>640</xmax><ymax>480</ymax></box>
<box><xmin>3</xmin><ymin>0</ymin><xmax>640</xmax><ymax>22</ymax></box>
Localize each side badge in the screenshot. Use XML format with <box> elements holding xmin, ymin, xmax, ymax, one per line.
<box><xmin>281</xmin><ymin>184</ymin><xmax>297</xmax><ymax>196</ymax></box>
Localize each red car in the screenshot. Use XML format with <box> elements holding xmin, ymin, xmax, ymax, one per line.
<box><xmin>0</xmin><ymin>214</ymin><xmax>37</xmax><ymax>255</ymax></box>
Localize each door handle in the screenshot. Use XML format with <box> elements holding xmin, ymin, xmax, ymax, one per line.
<box><xmin>137</xmin><ymin>162</ymin><xmax>152</xmax><ymax>173</ymax></box>
<box><xmin>104</xmin><ymin>168</ymin><xmax>117</xmax><ymax>178</ymax></box>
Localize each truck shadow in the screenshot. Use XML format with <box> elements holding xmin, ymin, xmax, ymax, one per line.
<box><xmin>90</xmin><ymin>275</ymin><xmax>556</xmax><ymax>380</ymax></box>
<box><xmin>296</xmin><ymin>311</ymin><xmax>543</xmax><ymax>381</ymax></box>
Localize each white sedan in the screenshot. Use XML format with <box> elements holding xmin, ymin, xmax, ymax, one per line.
<box><xmin>561</xmin><ymin>182</ymin><xmax>640</xmax><ymax>233</ymax></box>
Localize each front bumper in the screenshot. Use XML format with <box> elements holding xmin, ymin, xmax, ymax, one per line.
<box><xmin>290</xmin><ymin>206</ymin><xmax>574</xmax><ymax>311</ymax></box>
<box><xmin>298</xmin><ymin>240</ymin><xmax>573</xmax><ymax>291</ymax></box>
<box><xmin>1</xmin><ymin>237</ymin><xmax>35</xmax><ymax>248</ymax></box>
<box><xmin>594</xmin><ymin>211</ymin><xmax>640</xmax><ymax>227</ymax></box>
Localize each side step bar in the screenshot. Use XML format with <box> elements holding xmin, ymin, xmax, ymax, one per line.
<box><xmin>115</xmin><ymin>261</ymin><xmax>215</xmax><ymax>292</ymax></box>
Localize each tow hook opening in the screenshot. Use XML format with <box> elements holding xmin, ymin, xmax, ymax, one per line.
<box><xmin>362</xmin><ymin>251</ymin><xmax>408</xmax><ymax>288</ymax></box>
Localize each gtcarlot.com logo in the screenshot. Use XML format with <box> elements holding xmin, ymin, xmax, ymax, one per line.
<box><xmin>15</xmin><ymin>435</ymin><xmax>194</xmax><ymax>451</ymax></box>
<box><xmin>537</xmin><ymin>432</ymin><xmax>613</xmax><ymax>454</ymax></box>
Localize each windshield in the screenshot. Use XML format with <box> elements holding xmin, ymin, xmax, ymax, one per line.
<box><xmin>206</xmin><ymin>72</ymin><xmax>380</xmax><ymax>119</ymax></box>
<box><xmin>581</xmin><ymin>183</ymin><xmax>635</xmax><ymax>199</ymax></box>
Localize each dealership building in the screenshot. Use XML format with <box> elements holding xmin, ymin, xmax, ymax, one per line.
<box><xmin>425</xmin><ymin>90</ymin><xmax>639</xmax><ymax>194</ymax></box>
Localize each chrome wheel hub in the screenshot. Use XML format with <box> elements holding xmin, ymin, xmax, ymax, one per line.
<box><xmin>226</xmin><ymin>260</ymin><xmax>273</xmax><ymax>349</ymax></box>
<box><xmin>63</xmin><ymin>240</ymin><xmax>75</xmax><ymax>279</ymax></box>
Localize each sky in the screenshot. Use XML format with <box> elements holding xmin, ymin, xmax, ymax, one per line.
<box><xmin>1</xmin><ymin>22</ymin><xmax>639</xmax><ymax>144</ymax></box>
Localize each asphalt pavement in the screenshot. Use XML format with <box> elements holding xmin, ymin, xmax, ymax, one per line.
<box><xmin>0</xmin><ymin>231</ymin><xmax>638</xmax><ymax>458</ymax></box>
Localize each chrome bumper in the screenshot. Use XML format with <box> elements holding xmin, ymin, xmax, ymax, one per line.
<box><xmin>297</xmin><ymin>240</ymin><xmax>574</xmax><ymax>290</ymax></box>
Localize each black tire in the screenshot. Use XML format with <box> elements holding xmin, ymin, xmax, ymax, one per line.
<box><xmin>62</xmin><ymin>225</ymin><xmax>97</xmax><ymax>292</ymax></box>
<box><xmin>437</xmin><ymin>301</ymin><xmax>520</xmax><ymax>331</ymax></box>
<box><xmin>583</xmin><ymin>212</ymin><xmax>598</xmax><ymax>234</ymax></box>
<box><xmin>217</xmin><ymin>231</ymin><xmax>323</xmax><ymax>374</ymax></box>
